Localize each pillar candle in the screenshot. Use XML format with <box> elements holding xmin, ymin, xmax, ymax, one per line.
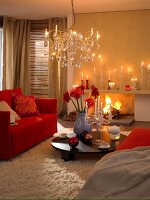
<box><xmin>94</xmin><ymin>99</ymin><xmax>97</xmax><ymax>119</ymax></box>
<box><xmin>98</xmin><ymin>96</ymin><xmax>100</xmax><ymax>111</ymax></box>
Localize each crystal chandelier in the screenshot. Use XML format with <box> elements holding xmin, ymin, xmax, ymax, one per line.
<box><xmin>44</xmin><ymin>0</ymin><xmax>100</xmax><ymax>68</ymax></box>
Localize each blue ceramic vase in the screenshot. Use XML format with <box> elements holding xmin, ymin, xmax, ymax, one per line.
<box><xmin>73</xmin><ymin>112</ymin><xmax>92</xmax><ymax>139</ymax></box>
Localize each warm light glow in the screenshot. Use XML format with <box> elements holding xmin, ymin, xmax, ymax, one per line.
<box><xmin>103</xmin><ymin>96</ymin><xmax>122</xmax><ymax>114</ymax></box>
<box><xmin>45</xmin><ymin>29</ymin><xmax>49</xmax><ymax>37</ymax></box>
<box><xmin>114</xmin><ymin>101</ymin><xmax>122</xmax><ymax>110</ymax></box>
<box><xmin>103</xmin><ymin>95</ymin><xmax>111</xmax><ymax>114</ymax></box>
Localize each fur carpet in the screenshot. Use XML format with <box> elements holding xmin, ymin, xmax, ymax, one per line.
<box><xmin>0</xmin><ymin>123</ymin><xmax>98</xmax><ymax>199</ymax></box>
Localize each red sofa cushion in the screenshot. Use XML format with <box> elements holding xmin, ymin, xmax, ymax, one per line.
<box><xmin>117</xmin><ymin>128</ymin><xmax>150</xmax><ymax>150</ymax></box>
<box><xmin>0</xmin><ymin>88</ymin><xmax>23</xmax><ymax>107</ymax></box>
<box><xmin>12</xmin><ymin>95</ymin><xmax>39</xmax><ymax>117</ymax></box>
<box><xmin>10</xmin><ymin>114</ymin><xmax>57</xmax><ymax>156</ymax></box>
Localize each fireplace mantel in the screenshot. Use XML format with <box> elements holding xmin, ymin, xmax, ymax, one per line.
<box><xmin>85</xmin><ymin>89</ymin><xmax>150</xmax><ymax>95</ymax></box>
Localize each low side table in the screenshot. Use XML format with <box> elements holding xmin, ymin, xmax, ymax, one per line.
<box><xmin>51</xmin><ymin>132</ymin><xmax>126</xmax><ymax>161</ymax></box>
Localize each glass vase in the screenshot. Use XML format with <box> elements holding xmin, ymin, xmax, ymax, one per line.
<box><xmin>73</xmin><ymin>112</ymin><xmax>92</xmax><ymax>139</ymax></box>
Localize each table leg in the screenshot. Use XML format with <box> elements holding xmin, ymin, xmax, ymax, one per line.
<box><xmin>61</xmin><ymin>151</ymin><xmax>75</xmax><ymax>161</ymax></box>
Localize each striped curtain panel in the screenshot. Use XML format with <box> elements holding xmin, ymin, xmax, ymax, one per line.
<box><xmin>30</xmin><ymin>18</ymin><xmax>67</xmax><ymax>115</ymax></box>
<box><xmin>30</xmin><ymin>20</ymin><xmax>49</xmax><ymax>97</ymax></box>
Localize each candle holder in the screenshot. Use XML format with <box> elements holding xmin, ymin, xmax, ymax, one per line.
<box><xmin>85</xmin><ymin>80</ymin><xmax>89</xmax><ymax>90</ymax></box>
<box><xmin>87</xmin><ymin>106</ymin><xmax>112</xmax><ymax>146</ymax></box>
<box><xmin>147</xmin><ymin>68</ymin><xmax>150</xmax><ymax>90</ymax></box>
<box><xmin>109</xmin><ymin>82</ymin><xmax>115</xmax><ymax>90</ymax></box>
<box><xmin>131</xmin><ymin>78</ymin><xmax>138</xmax><ymax>90</ymax></box>
<box><xmin>125</xmin><ymin>85</ymin><xmax>130</xmax><ymax>91</ymax></box>
<box><xmin>108</xmin><ymin>80</ymin><xmax>111</xmax><ymax>90</ymax></box>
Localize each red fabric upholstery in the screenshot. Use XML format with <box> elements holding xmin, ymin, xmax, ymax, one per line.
<box><xmin>0</xmin><ymin>111</ymin><xmax>11</xmax><ymax>160</ymax></box>
<box><xmin>11</xmin><ymin>114</ymin><xmax>57</xmax><ymax>156</ymax></box>
<box><xmin>0</xmin><ymin>89</ymin><xmax>57</xmax><ymax>160</ymax></box>
<box><xmin>36</xmin><ymin>98</ymin><xmax>57</xmax><ymax>114</ymax></box>
<box><xmin>117</xmin><ymin>128</ymin><xmax>150</xmax><ymax>150</ymax></box>
<box><xmin>0</xmin><ymin>88</ymin><xmax>23</xmax><ymax>107</ymax></box>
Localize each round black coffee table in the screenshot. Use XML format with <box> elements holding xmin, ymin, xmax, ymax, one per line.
<box><xmin>51</xmin><ymin>132</ymin><xmax>126</xmax><ymax>161</ymax></box>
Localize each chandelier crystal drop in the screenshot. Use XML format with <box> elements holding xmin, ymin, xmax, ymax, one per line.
<box><xmin>44</xmin><ymin>0</ymin><xmax>100</xmax><ymax>68</ymax></box>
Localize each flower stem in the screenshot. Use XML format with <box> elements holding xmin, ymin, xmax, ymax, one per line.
<box><xmin>70</xmin><ymin>97</ymin><xmax>78</xmax><ymax>111</ymax></box>
<box><xmin>77</xmin><ymin>99</ymin><xmax>80</xmax><ymax>112</ymax></box>
<box><xmin>80</xmin><ymin>96</ymin><xmax>83</xmax><ymax>112</ymax></box>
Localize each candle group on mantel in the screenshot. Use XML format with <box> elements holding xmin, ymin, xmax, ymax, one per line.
<box><xmin>76</xmin><ymin>60</ymin><xmax>150</xmax><ymax>92</ymax></box>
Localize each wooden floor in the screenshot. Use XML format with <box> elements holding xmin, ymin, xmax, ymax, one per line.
<box><xmin>58</xmin><ymin>118</ymin><xmax>150</xmax><ymax>131</ymax></box>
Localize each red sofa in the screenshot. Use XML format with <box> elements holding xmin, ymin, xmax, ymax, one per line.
<box><xmin>0</xmin><ymin>88</ymin><xmax>57</xmax><ymax>160</ymax></box>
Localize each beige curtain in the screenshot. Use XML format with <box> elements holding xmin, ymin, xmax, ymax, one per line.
<box><xmin>48</xmin><ymin>18</ymin><xmax>67</xmax><ymax>115</ymax></box>
<box><xmin>3</xmin><ymin>17</ymin><xmax>30</xmax><ymax>95</ymax></box>
<box><xmin>3</xmin><ymin>17</ymin><xmax>14</xmax><ymax>89</ymax></box>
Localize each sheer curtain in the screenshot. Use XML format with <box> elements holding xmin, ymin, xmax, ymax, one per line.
<box><xmin>3</xmin><ymin>17</ymin><xmax>30</xmax><ymax>95</ymax></box>
<box><xmin>48</xmin><ymin>18</ymin><xmax>67</xmax><ymax>115</ymax></box>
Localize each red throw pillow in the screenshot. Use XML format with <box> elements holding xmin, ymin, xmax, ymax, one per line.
<box><xmin>117</xmin><ymin>128</ymin><xmax>150</xmax><ymax>150</ymax></box>
<box><xmin>13</xmin><ymin>95</ymin><xmax>39</xmax><ymax>117</ymax></box>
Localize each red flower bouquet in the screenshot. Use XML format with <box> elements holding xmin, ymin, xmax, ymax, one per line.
<box><xmin>63</xmin><ymin>86</ymin><xmax>95</xmax><ymax>113</ymax></box>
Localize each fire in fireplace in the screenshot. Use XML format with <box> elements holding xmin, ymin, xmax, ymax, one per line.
<box><xmin>102</xmin><ymin>94</ymin><xmax>134</xmax><ymax>119</ymax></box>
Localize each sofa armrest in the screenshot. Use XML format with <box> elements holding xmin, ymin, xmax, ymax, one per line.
<box><xmin>0</xmin><ymin>111</ymin><xmax>12</xmax><ymax>160</ymax></box>
<box><xmin>36</xmin><ymin>98</ymin><xmax>57</xmax><ymax>114</ymax></box>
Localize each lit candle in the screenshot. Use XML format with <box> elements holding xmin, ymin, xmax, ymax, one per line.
<box><xmin>98</xmin><ymin>96</ymin><xmax>100</xmax><ymax>111</ymax></box>
<box><xmin>147</xmin><ymin>64</ymin><xmax>150</xmax><ymax>71</ymax></box>
<box><xmin>45</xmin><ymin>28</ymin><xmax>49</xmax><ymax>37</ymax></box>
<box><xmin>85</xmin><ymin>102</ymin><xmax>88</xmax><ymax>120</ymax></box>
<box><xmin>99</xmin><ymin>55</ymin><xmax>102</xmax><ymax>66</ymax></box>
<box><xmin>108</xmin><ymin>70</ymin><xmax>111</xmax><ymax>80</ymax></box>
<box><xmin>86</xmin><ymin>75</ymin><xmax>89</xmax><ymax>80</ymax></box>
<box><xmin>55</xmin><ymin>25</ymin><xmax>57</xmax><ymax>34</ymax></box>
<box><xmin>121</xmin><ymin>65</ymin><xmax>123</xmax><ymax>72</ymax></box>
<box><xmin>94</xmin><ymin>68</ymin><xmax>96</xmax><ymax>75</ymax></box>
<box><xmin>141</xmin><ymin>61</ymin><xmax>145</xmax><ymax>68</ymax></box>
<box><xmin>81</xmin><ymin>72</ymin><xmax>84</xmax><ymax>80</ymax></box>
<box><xmin>127</xmin><ymin>68</ymin><xmax>132</xmax><ymax>78</ymax></box>
<box><xmin>131</xmin><ymin>78</ymin><xmax>137</xmax><ymax>89</ymax></box>
<box><xmin>91</xmin><ymin>28</ymin><xmax>93</xmax><ymax>35</ymax></box>
<box><xmin>96</xmin><ymin>31</ymin><xmax>100</xmax><ymax>40</ymax></box>
<box><xmin>109</xmin><ymin>82</ymin><xmax>115</xmax><ymax>89</ymax></box>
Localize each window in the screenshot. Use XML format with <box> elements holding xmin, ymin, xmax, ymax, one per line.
<box><xmin>0</xmin><ymin>18</ymin><xmax>3</xmax><ymax>90</ymax></box>
<box><xmin>30</xmin><ymin>20</ymin><xmax>49</xmax><ymax>97</ymax></box>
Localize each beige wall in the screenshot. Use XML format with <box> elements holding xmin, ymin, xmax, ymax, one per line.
<box><xmin>73</xmin><ymin>10</ymin><xmax>150</xmax><ymax>90</ymax></box>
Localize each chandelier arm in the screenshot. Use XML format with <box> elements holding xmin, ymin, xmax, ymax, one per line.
<box><xmin>71</xmin><ymin>0</ymin><xmax>76</xmax><ymax>27</ymax></box>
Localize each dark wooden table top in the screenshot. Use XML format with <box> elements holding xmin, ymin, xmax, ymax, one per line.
<box><xmin>51</xmin><ymin>131</ymin><xmax>126</xmax><ymax>154</ymax></box>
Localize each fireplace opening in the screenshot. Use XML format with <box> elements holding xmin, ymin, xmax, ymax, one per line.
<box><xmin>101</xmin><ymin>93</ymin><xmax>134</xmax><ymax>125</ymax></box>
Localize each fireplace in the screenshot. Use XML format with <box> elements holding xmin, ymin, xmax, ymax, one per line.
<box><xmin>101</xmin><ymin>93</ymin><xmax>134</xmax><ymax>125</ymax></box>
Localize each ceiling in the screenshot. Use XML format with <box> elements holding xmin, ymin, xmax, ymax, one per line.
<box><xmin>0</xmin><ymin>0</ymin><xmax>150</xmax><ymax>20</ymax></box>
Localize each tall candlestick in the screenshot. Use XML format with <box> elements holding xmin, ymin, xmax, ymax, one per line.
<box><xmin>108</xmin><ymin>70</ymin><xmax>111</xmax><ymax>80</ymax></box>
<box><xmin>140</xmin><ymin>61</ymin><xmax>145</xmax><ymax>89</ymax></box>
<box><xmin>91</xmin><ymin>28</ymin><xmax>93</xmax><ymax>35</ymax></box>
<box><xmin>45</xmin><ymin>28</ymin><xmax>49</xmax><ymax>37</ymax></box>
<box><xmin>98</xmin><ymin>96</ymin><xmax>100</xmax><ymax>111</ymax></box>
<box><xmin>96</xmin><ymin>31</ymin><xmax>100</xmax><ymax>41</ymax></box>
<box><xmin>55</xmin><ymin>25</ymin><xmax>57</xmax><ymax>34</ymax></box>
<box><xmin>85</xmin><ymin>102</ymin><xmax>88</xmax><ymax>120</ymax></box>
<box><xmin>94</xmin><ymin>99</ymin><xmax>97</xmax><ymax>119</ymax></box>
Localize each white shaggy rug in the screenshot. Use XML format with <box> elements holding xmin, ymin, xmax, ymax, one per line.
<box><xmin>0</xmin><ymin>123</ymin><xmax>98</xmax><ymax>199</ymax></box>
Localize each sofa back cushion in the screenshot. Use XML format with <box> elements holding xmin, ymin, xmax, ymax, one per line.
<box><xmin>0</xmin><ymin>88</ymin><xmax>23</xmax><ymax>108</ymax></box>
